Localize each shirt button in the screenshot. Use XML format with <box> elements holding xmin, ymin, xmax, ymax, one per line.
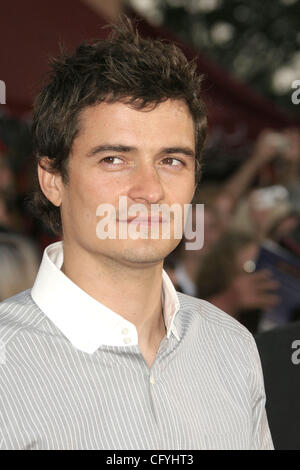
<box><xmin>123</xmin><ymin>337</ymin><xmax>131</xmax><ymax>344</ymax></box>
<box><xmin>150</xmin><ymin>373</ymin><xmax>155</xmax><ymax>385</ymax></box>
<box><xmin>121</xmin><ymin>328</ymin><xmax>129</xmax><ymax>335</ymax></box>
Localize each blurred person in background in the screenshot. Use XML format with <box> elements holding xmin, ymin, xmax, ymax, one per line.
<box><xmin>0</xmin><ymin>154</ymin><xmax>15</xmax><ymax>196</ymax></box>
<box><xmin>188</xmin><ymin>128</ymin><xmax>300</xmax><ymax>243</ymax></box>
<box><xmin>265</xmin><ymin>209</ymin><xmax>300</xmax><ymax>252</ymax></box>
<box><xmin>0</xmin><ymin>141</ymin><xmax>25</xmax><ymax>232</ymax></box>
<box><xmin>0</xmin><ymin>233</ymin><xmax>40</xmax><ymax>302</ymax></box>
<box><xmin>194</xmin><ymin>128</ymin><xmax>298</xmax><ymax>236</ymax></box>
<box><xmin>0</xmin><ymin>190</ymin><xmax>24</xmax><ymax>233</ymax></box>
<box><xmin>0</xmin><ymin>139</ymin><xmax>41</xmax><ymax>299</ymax></box>
<box><xmin>257</xmin><ymin>128</ymin><xmax>300</xmax><ymax>188</ymax></box>
<box><xmin>196</xmin><ymin>231</ymin><xmax>280</xmax><ymax>334</ymax></box>
<box><xmin>254</xmin><ymin>208</ymin><xmax>300</xmax><ymax>331</ymax></box>
<box><xmin>0</xmin><ymin>192</ymin><xmax>10</xmax><ymax>232</ymax></box>
<box><xmin>246</xmin><ymin>185</ymin><xmax>292</xmax><ymax>240</ymax></box>
<box><xmin>231</xmin><ymin>127</ymin><xmax>300</xmax><ymax>238</ymax></box>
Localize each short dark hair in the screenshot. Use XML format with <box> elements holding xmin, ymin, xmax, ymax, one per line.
<box><xmin>31</xmin><ymin>15</ymin><xmax>207</xmax><ymax>236</ymax></box>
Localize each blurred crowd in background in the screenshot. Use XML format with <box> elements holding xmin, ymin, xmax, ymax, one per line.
<box><xmin>164</xmin><ymin>127</ymin><xmax>300</xmax><ymax>335</ymax></box>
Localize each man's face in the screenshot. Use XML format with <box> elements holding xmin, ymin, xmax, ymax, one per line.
<box><xmin>57</xmin><ymin>99</ymin><xmax>196</xmax><ymax>267</ymax></box>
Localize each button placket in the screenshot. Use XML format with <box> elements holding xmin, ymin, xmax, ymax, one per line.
<box><xmin>149</xmin><ymin>372</ymin><xmax>155</xmax><ymax>385</ymax></box>
<box><xmin>121</xmin><ymin>326</ymin><xmax>131</xmax><ymax>345</ymax></box>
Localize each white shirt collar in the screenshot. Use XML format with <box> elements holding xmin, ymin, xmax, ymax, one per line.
<box><xmin>31</xmin><ymin>241</ymin><xmax>181</xmax><ymax>353</ymax></box>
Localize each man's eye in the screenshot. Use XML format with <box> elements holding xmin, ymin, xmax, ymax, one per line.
<box><xmin>100</xmin><ymin>156</ymin><xmax>124</xmax><ymax>165</ymax></box>
<box><xmin>161</xmin><ymin>157</ymin><xmax>184</xmax><ymax>166</ymax></box>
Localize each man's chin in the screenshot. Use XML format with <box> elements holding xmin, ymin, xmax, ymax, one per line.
<box><xmin>117</xmin><ymin>238</ymin><xmax>179</xmax><ymax>265</ymax></box>
<box><xmin>119</xmin><ymin>246</ymin><xmax>169</xmax><ymax>265</ymax></box>
<box><xmin>93</xmin><ymin>237</ymin><xmax>181</xmax><ymax>266</ymax></box>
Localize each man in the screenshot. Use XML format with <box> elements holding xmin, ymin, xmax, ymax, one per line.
<box><xmin>0</xmin><ymin>17</ymin><xmax>273</xmax><ymax>450</ymax></box>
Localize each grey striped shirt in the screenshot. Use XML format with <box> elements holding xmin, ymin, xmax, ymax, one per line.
<box><xmin>0</xmin><ymin>244</ymin><xmax>273</xmax><ymax>449</ymax></box>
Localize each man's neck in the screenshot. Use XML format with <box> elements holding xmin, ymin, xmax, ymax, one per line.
<box><xmin>60</xmin><ymin>241</ymin><xmax>167</xmax><ymax>367</ymax></box>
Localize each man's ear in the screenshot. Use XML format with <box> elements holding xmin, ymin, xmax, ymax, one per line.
<box><xmin>37</xmin><ymin>157</ymin><xmax>63</xmax><ymax>207</ymax></box>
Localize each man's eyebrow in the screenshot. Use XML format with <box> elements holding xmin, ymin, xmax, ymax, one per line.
<box><xmin>86</xmin><ymin>145</ymin><xmax>134</xmax><ymax>157</ymax></box>
<box><xmin>86</xmin><ymin>144</ymin><xmax>195</xmax><ymax>158</ymax></box>
<box><xmin>163</xmin><ymin>147</ymin><xmax>195</xmax><ymax>158</ymax></box>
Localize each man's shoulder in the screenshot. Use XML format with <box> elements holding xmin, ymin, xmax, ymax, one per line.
<box><xmin>0</xmin><ymin>289</ymin><xmax>44</xmax><ymax>347</ymax></box>
<box><xmin>176</xmin><ymin>291</ymin><xmax>254</xmax><ymax>344</ymax></box>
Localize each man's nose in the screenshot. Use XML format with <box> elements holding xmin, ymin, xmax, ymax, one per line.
<box><xmin>127</xmin><ymin>163</ymin><xmax>165</xmax><ymax>204</ymax></box>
